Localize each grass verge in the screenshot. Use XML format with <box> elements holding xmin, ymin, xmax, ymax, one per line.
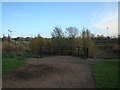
<box><xmin>2</xmin><ymin>54</ymin><xmax>27</xmax><ymax>74</ymax></box>
<box><xmin>92</xmin><ymin>59</ymin><xmax>119</xmax><ymax>88</ymax></box>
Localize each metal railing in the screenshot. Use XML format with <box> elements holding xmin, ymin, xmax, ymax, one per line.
<box><xmin>38</xmin><ymin>46</ymin><xmax>89</xmax><ymax>58</ymax></box>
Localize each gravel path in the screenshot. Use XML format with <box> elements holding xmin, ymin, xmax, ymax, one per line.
<box><xmin>3</xmin><ymin>56</ymin><xmax>100</xmax><ymax>88</ymax></box>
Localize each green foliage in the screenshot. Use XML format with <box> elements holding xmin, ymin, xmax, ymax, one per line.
<box><xmin>2</xmin><ymin>42</ymin><xmax>29</xmax><ymax>55</ymax></box>
<box><xmin>81</xmin><ymin>28</ymin><xmax>93</xmax><ymax>47</ymax></box>
<box><xmin>51</xmin><ymin>26</ymin><xmax>82</xmax><ymax>47</ymax></box>
<box><xmin>112</xmin><ymin>43</ymin><xmax>119</xmax><ymax>51</ymax></box>
<box><xmin>81</xmin><ymin>28</ymin><xmax>97</xmax><ymax>58</ymax></box>
<box><xmin>92</xmin><ymin>59</ymin><xmax>119</xmax><ymax>88</ymax></box>
<box><xmin>51</xmin><ymin>26</ymin><xmax>83</xmax><ymax>55</ymax></box>
<box><xmin>29</xmin><ymin>36</ymin><xmax>45</xmax><ymax>53</ymax></box>
<box><xmin>51</xmin><ymin>27</ymin><xmax>65</xmax><ymax>48</ymax></box>
<box><xmin>65</xmin><ymin>27</ymin><xmax>80</xmax><ymax>47</ymax></box>
<box><xmin>3</xmin><ymin>26</ymin><xmax>117</xmax><ymax>58</ymax></box>
<box><xmin>29</xmin><ymin>36</ymin><xmax>52</xmax><ymax>54</ymax></box>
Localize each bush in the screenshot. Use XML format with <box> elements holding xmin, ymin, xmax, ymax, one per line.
<box><xmin>2</xmin><ymin>42</ymin><xmax>29</xmax><ymax>55</ymax></box>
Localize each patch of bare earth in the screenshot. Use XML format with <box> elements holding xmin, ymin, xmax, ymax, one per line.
<box><xmin>3</xmin><ymin>56</ymin><xmax>99</xmax><ymax>88</ymax></box>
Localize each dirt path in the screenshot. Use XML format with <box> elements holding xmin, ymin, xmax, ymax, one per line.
<box><xmin>3</xmin><ymin>56</ymin><xmax>100</xmax><ymax>88</ymax></box>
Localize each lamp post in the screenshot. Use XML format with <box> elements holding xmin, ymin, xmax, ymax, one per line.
<box><xmin>8</xmin><ymin>30</ymin><xmax>14</xmax><ymax>42</ymax></box>
<box><xmin>106</xmin><ymin>27</ymin><xmax>109</xmax><ymax>49</ymax></box>
<box><xmin>8</xmin><ymin>30</ymin><xmax>13</xmax><ymax>37</ymax></box>
<box><xmin>107</xmin><ymin>27</ymin><xmax>109</xmax><ymax>43</ymax></box>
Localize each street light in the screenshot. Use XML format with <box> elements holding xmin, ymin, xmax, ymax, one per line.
<box><xmin>8</xmin><ymin>30</ymin><xmax>13</xmax><ymax>42</ymax></box>
<box><xmin>106</xmin><ymin>27</ymin><xmax>109</xmax><ymax>49</ymax></box>
<box><xmin>8</xmin><ymin>30</ymin><xmax>13</xmax><ymax>37</ymax></box>
<box><xmin>107</xmin><ymin>27</ymin><xmax>109</xmax><ymax>38</ymax></box>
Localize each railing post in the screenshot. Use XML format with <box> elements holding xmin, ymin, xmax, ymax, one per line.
<box><xmin>70</xmin><ymin>47</ymin><xmax>72</xmax><ymax>56</ymax></box>
<box><xmin>78</xmin><ymin>46</ymin><xmax>80</xmax><ymax>56</ymax></box>
<box><xmin>86</xmin><ymin>47</ymin><xmax>88</xmax><ymax>58</ymax></box>
<box><xmin>84</xmin><ymin>46</ymin><xmax>86</xmax><ymax>58</ymax></box>
<box><xmin>61</xmin><ymin>47</ymin><xmax>63</xmax><ymax>55</ymax></box>
<box><xmin>40</xmin><ymin>47</ymin><xmax>42</xmax><ymax>58</ymax></box>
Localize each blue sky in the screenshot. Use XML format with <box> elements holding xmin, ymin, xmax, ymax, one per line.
<box><xmin>2</xmin><ymin>2</ymin><xmax>118</xmax><ymax>38</ymax></box>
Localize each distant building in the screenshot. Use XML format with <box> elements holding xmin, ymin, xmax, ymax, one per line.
<box><xmin>16</xmin><ymin>37</ymin><xmax>25</xmax><ymax>41</ymax></box>
<box><xmin>25</xmin><ymin>37</ymin><xmax>32</xmax><ymax>41</ymax></box>
<box><xmin>2</xmin><ymin>34</ymin><xmax>12</xmax><ymax>42</ymax></box>
<box><xmin>1</xmin><ymin>34</ymin><xmax>34</xmax><ymax>42</ymax></box>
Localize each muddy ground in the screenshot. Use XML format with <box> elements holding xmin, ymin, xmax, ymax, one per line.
<box><xmin>2</xmin><ymin>56</ymin><xmax>101</xmax><ymax>88</ymax></box>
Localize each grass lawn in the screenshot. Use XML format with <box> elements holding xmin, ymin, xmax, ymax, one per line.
<box><xmin>92</xmin><ymin>59</ymin><xmax>119</xmax><ymax>88</ymax></box>
<box><xmin>2</xmin><ymin>54</ymin><xmax>27</xmax><ymax>74</ymax></box>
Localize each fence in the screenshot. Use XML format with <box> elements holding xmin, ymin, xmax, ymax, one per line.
<box><xmin>38</xmin><ymin>46</ymin><xmax>89</xmax><ymax>58</ymax></box>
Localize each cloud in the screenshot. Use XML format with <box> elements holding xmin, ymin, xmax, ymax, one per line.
<box><xmin>93</xmin><ymin>21</ymin><xmax>118</xmax><ymax>36</ymax></box>
<box><xmin>92</xmin><ymin>13</ymin><xmax>118</xmax><ymax>36</ymax></box>
<box><xmin>98</xmin><ymin>14</ymin><xmax>117</xmax><ymax>24</ymax></box>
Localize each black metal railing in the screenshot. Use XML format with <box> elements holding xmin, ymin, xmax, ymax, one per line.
<box><xmin>38</xmin><ymin>46</ymin><xmax>89</xmax><ymax>58</ymax></box>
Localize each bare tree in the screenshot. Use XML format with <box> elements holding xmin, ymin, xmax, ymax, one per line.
<box><xmin>51</xmin><ymin>26</ymin><xmax>65</xmax><ymax>48</ymax></box>
<box><xmin>51</xmin><ymin>26</ymin><xmax>64</xmax><ymax>38</ymax></box>
<box><xmin>66</xmin><ymin>27</ymin><xmax>79</xmax><ymax>38</ymax></box>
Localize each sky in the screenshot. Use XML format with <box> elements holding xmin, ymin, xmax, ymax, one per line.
<box><xmin>2</xmin><ymin>2</ymin><xmax>118</xmax><ymax>38</ymax></box>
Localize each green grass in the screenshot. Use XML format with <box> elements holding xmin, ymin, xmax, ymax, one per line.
<box><xmin>2</xmin><ymin>54</ymin><xmax>27</xmax><ymax>74</ymax></box>
<box><xmin>92</xmin><ymin>59</ymin><xmax>119</xmax><ymax>88</ymax></box>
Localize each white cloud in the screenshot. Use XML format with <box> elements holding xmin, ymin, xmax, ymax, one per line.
<box><xmin>92</xmin><ymin>13</ymin><xmax>118</xmax><ymax>37</ymax></box>
<box><xmin>98</xmin><ymin>14</ymin><xmax>117</xmax><ymax>24</ymax></box>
